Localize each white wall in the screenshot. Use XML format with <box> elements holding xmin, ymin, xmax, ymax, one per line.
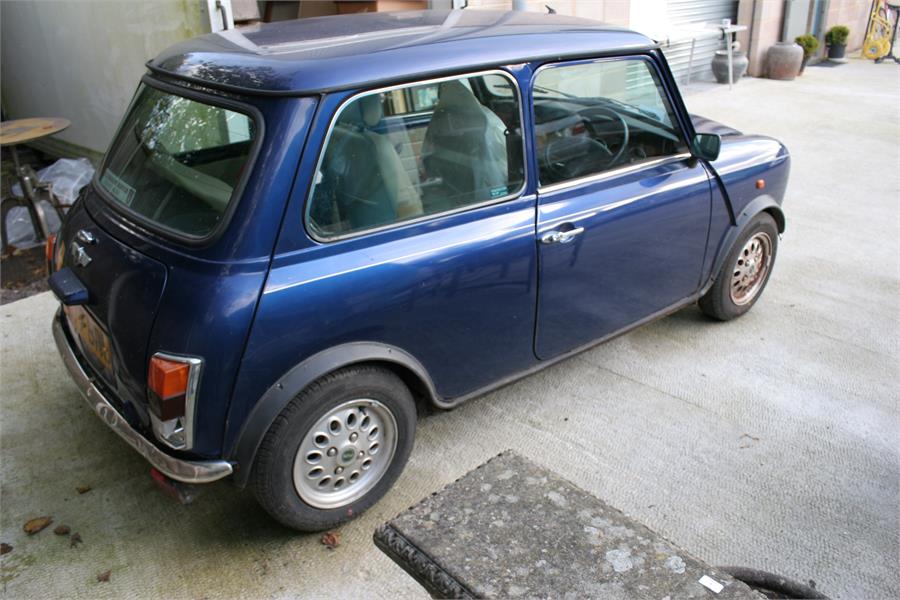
<box><xmin>1</xmin><ymin>0</ymin><xmax>208</xmax><ymax>156</ymax></box>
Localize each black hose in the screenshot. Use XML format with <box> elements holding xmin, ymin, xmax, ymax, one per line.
<box><xmin>718</xmin><ymin>566</ymin><xmax>829</xmax><ymax>599</ymax></box>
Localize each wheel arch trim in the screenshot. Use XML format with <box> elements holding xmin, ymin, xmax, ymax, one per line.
<box><xmin>704</xmin><ymin>194</ymin><xmax>785</xmax><ymax>295</ymax></box>
<box><xmin>228</xmin><ymin>342</ymin><xmax>439</xmax><ymax>488</ymax></box>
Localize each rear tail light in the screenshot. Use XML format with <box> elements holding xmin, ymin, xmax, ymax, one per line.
<box><xmin>147</xmin><ymin>353</ymin><xmax>202</xmax><ymax>450</ymax></box>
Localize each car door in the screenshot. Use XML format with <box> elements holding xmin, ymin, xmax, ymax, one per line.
<box><xmin>533</xmin><ymin>56</ymin><xmax>712</xmax><ymax>360</ymax></box>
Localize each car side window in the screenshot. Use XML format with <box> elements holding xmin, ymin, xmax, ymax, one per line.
<box><xmin>307</xmin><ymin>72</ymin><xmax>525</xmax><ymax>240</ymax></box>
<box><xmin>533</xmin><ymin>58</ymin><xmax>689</xmax><ymax>187</ymax></box>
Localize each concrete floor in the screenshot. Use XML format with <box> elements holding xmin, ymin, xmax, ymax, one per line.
<box><xmin>1</xmin><ymin>58</ymin><xmax>898</xmax><ymax>600</ymax></box>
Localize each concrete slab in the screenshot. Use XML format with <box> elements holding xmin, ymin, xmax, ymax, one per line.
<box><xmin>376</xmin><ymin>452</ymin><xmax>761</xmax><ymax>599</ymax></box>
<box><xmin>1</xmin><ymin>58</ymin><xmax>898</xmax><ymax>599</ymax></box>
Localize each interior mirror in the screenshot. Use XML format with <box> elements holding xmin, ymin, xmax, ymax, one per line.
<box><xmin>691</xmin><ymin>133</ymin><xmax>721</xmax><ymax>162</ymax></box>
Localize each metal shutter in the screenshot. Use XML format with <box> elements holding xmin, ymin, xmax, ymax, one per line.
<box><xmin>663</xmin><ymin>0</ymin><xmax>739</xmax><ymax>84</ymax></box>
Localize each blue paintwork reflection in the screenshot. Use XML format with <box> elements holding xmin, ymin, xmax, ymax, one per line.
<box><xmin>151</xmin><ymin>11</ymin><xmax>655</xmax><ymax>95</ymax></box>
<box><xmin>59</xmin><ymin>95</ymin><xmax>318</xmax><ymax>457</ymax></box>
<box><xmin>225</xmin><ymin>196</ymin><xmax>539</xmax><ymax>447</ymax></box>
<box><xmin>535</xmin><ymin>158</ymin><xmax>711</xmax><ymax>359</ymax></box>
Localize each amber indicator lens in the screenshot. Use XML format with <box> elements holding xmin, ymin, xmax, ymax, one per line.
<box><xmin>148</xmin><ymin>357</ymin><xmax>189</xmax><ymax>400</ymax></box>
<box><xmin>45</xmin><ymin>233</ymin><xmax>57</xmax><ymax>266</ymax></box>
<box><xmin>756</xmin><ymin>179</ymin><xmax>766</xmax><ymax>189</ymax></box>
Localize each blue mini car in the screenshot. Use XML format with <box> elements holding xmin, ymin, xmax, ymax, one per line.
<box><xmin>49</xmin><ymin>10</ymin><xmax>789</xmax><ymax>531</ymax></box>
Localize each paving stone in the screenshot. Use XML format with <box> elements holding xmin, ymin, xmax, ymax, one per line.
<box><xmin>376</xmin><ymin>452</ymin><xmax>761</xmax><ymax>599</ymax></box>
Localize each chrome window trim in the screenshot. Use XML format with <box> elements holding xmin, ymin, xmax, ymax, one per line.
<box><xmin>531</xmin><ymin>55</ymin><xmax>693</xmax><ymax>193</ymax></box>
<box><xmin>538</xmin><ymin>152</ymin><xmax>692</xmax><ymax>195</ymax></box>
<box><xmin>149</xmin><ymin>351</ymin><xmax>203</xmax><ymax>451</ymax></box>
<box><xmin>304</xmin><ymin>68</ymin><xmax>528</xmax><ymax>244</ymax></box>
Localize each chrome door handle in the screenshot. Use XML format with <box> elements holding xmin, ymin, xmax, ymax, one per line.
<box><xmin>540</xmin><ymin>226</ymin><xmax>585</xmax><ymax>245</ymax></box>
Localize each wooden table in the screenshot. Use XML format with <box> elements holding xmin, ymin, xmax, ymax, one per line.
<box><xmin>0</xmin><ymin>117</ymin><xmax>70</xmax><ymax>147</ymax></box>
<box><xmin>0</xmin><ymin>117</ymin><xmax>71</xmax><ymax>242</ymax></box>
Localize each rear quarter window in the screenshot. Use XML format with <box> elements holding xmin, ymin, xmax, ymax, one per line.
<box><xmin>98</xmin><ymin>84</ymin><xmax>257</xmax><ymax>239</ymax></box>
<box><xmin>306</xmin><ymin>71</ymin><xmax>525</xmax><ymax>241</ymax></box>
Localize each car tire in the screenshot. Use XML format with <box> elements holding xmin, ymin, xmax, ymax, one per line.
<box><xmin>699</xmin><ymin>212</ymin><xmax>779</xmax><ymax>321</ymax></box>
<box><xmin>252</xmin><ymin>365</ymin><xmax>416</xmax><ymax>532</ymax></box>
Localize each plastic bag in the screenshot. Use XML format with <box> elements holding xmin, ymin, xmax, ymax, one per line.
<box><xmin>3</xmin><ymin>205</ymin><xmax>37</xmax><ymax>247</ymax></box>
<box><xmin>11</xmin><ymin>157</ymin><xmax>95</xmax><ymax>206</ymax></box>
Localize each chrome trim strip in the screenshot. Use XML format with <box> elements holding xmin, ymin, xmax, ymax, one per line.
<box><xmin>304</xmin><ymin>68</ymin><xmax>529</xmax><ymax>244</ymax></box>
<box><xmin>52</xmin><ymin>309</ymin><xmax>233</xmax><ymax>484</ymax></box>
<box><xmin>537</xmin><ymin>153</ymin><xmax>692</xmax><ymax>195</ymax></box>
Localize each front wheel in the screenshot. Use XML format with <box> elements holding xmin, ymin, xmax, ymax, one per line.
<box><xmin>252</xmin><ymin>365</ymin><xmax>416</xmax><ymax>532</ymax></box>
<box><xmin>699</xmin><ymin>212</ymin><xmax>779</xmax><ymax>321</ymax></box>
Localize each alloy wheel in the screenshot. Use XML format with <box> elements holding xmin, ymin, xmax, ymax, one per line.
<box><xmin>292</xmin><ymin>398</ymin><xmax>397</xmax><ymax>509</ymax></box>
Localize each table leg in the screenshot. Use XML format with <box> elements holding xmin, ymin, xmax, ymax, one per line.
<box><xmin>727</xmin><ymin>31</ymin><xmax>734</xmax><ymax>90</ymax></box>
<box><xmin>9</xmin><ymin>144</ymin><xmax>49</xmax><ymax>241</ymax></box>
<box><xmin>687</xmin><ymin>38</ymin><xmax>696</xmax><ymax>85</ymax></box>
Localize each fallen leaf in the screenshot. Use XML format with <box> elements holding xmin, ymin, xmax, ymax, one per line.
<box><xmin>70</xmin><ymin>532</ymin><xmax>83</xmax><ymax>548</ymax></box>
<box><xmin>54</xmin><ymin>525</ymin><xmax>71</xmax><ymax>536</ymax></box>
<box><xmin>97</xmin><ymin>570</ymin><xmax>111</xmax><ymax>583</ymax></box>
<box><xmin>23</xmin><ymin>516</ymin><xmax>53</xmax><ymax>535</ymax></box>
<box><xmin>321</xmin><ymin>531</ymin><xmax>341</xmax><ymax>549</ymax></box>
<box><xmin>76</xmin><ymin>485</ymin><xmax>92</xmax><ymax>495</ymax></box>
<box><xmin>0</xmin><ymin>543</ymin><xmax>12</xmax><ymax>555</ymax></box>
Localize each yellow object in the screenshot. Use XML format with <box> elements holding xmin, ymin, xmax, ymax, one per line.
<box><xmin>863</xmin><ymin>0</ymin><xmax>895</xmax><ymax>60</ymax></box>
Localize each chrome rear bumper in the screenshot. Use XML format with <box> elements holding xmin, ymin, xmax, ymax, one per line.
<box><xmin>52</xmin><ymin>309</ymin><xmax>233</xmax><ymax>484</ymax></box>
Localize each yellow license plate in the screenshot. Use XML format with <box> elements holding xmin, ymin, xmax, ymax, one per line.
<box><xmin>65</xmin><ymin>305</ymin><xmax>114</xmax><ymax>383</ymax></box>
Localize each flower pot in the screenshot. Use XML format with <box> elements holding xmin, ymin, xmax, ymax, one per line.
<box><xmin>711</xmin><ymin>50</ymin><xmax>749</xmax><ymax>83</ymax></box>
<box><xmin>827</xmin><ymin>43</ymin><xmax>846</xmax><ymax>59</ymax></box>
<box><xmin>767</xmin><ymin>42</ymin><xmax>803</xmax><ymax>80</ymax></box>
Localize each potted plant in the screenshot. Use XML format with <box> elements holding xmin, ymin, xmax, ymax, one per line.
<box><xmin>795</xmin><ymin>34</ymin><xmax>819</xmax><ymax>74</ymax></box>
<box><xmin>825</xmin><ymin>25</ymin><xmax>850</xmax><ymax>59</ymax></box>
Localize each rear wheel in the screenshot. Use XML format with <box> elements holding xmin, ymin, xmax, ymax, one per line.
<box><xmin>699</xmin><ymin>212</ymin><xmax>778</xmax><ymax>321</ymax></box>
<box><xmin>252</xmin><ymin>365</ymin><xmax>416</xmax><ymax>531</ymax></box>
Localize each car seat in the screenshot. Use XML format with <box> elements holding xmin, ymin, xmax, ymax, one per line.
<box><xmin>422</xmin><ymin>80</ymin><xmax>510</xmax><ymax>210</ymax></box>
<box><xmin>316</xmin><ymin>94</ymin><xmax>423</xmax><ymax>234</ymax></box>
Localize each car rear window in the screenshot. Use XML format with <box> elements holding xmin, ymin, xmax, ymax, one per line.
<box><xmin>98</xmin><ymin>84</ymin><xmax>256</xmax><ymax>238</ymax></box>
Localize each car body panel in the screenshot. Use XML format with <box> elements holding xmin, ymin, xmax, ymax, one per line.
<box><xmin>535</xmin><ymin>156</ymin><xmax>712</xmax><ymax>359</ymax></box>
<box><xmin>50</xmin><ymin>10</ymin><xmax>790</xmax><ymax>479</ymax></box>
<box><xmin>149</xmin><ymin>11</ymin><xmax>654</xmax><ymax>95</ymax></box>
<box><xmin>58</xmin><ymin>94</ymin><xmax>318</xmax><ymax>457</ymax></box>
<box><xmin>55</xmin><ymin>199</ymin><xmax>167</xmax><ymax>431</ymax></box>
<box><xmin>225</xmin><ymin>193</ymin><xmax>540</xmax><ymax>453</ymax></box>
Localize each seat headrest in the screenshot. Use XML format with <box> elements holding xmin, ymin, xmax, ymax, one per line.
<box><xmin>339</xmin><ymin>94</ymin><xmax>384</xmax><ymax>129</ymax></box>
<box><xmin>436</xmin><ymin>80</ymin><xmax>483</xmax><ymax>112</ymax></box>
<box><xmin>359</xmin><ymin>95</ymin><xmax>383</xmax><ymax>128</ymax></box>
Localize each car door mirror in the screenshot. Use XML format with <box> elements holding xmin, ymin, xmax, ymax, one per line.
<box><xmin>691</xmin><ymin>133</ymin><xmax>721</xmax><ymax>162</ymax></box>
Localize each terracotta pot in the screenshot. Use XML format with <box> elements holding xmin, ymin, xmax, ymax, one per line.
<box><xmin>711</xmin><ymin>50</ymin><xmax>749</xmax><ymax>83</ymax></box>
<box><xmin>767</xmin><ymin>42</ymin><xmax>804</xmax><ymax>80</ymax></box>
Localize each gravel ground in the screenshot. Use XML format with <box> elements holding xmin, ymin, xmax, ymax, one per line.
<box><xmin>0</xmin><ymin>58</ymin><xmax>897</xmax><ymax>599</ymax></box>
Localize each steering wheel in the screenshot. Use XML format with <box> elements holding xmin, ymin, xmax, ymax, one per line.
<box><xmin>542</xmin><ymin>107</ymin><xmax>630</xmax><ymax>182</ymax></box>
<box><xmin>579</xmin><ymin>106</ymin><xmax>630</xmax><ymax>168</ymax></box>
